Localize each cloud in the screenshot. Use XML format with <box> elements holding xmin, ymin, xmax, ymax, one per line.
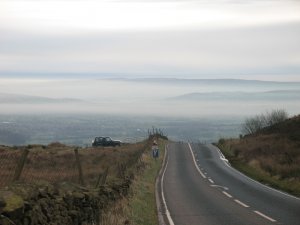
<box><xmin>0</xmin><ymin>0</ymin><xmax>300</xmax><ymax>80</ymax></box>
<box><xmin>0</xmin><ymin>22</ymin><xmax>300</xmax><ymax>77</ymax></box>
<box><xmin>1</xmin><ymin>0</ymin><xmax>300</xmax><ymax>31</ymax></box>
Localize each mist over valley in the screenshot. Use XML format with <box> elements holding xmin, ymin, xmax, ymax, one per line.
<box><xmin>0</xmin><ymin>78</ymin><xmax>299</xmax><ymax>145</ymax></box>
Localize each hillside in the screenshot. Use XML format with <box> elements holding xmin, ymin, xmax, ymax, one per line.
<box><xmin>217</xmin><ymin>115</ymin><xmax>300</xmax><ymax>196</ymax></box>
<box><xmin>257</xmin><ymin>114</ymin><xmax>300</xmax><ymax>140</ymax></box>
<box><xmin>169</xmin><ymin>90</ymin><xmax>300</xmax><ymax>101</ymax></box>
<box><xmin>0</xmin><ymin>92</ymin><xmax>83</xmax><ymax>104</ymax></box>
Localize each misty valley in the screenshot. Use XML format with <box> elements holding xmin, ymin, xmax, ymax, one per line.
<box><xmin>1</xmin><ymin>78</ymin><xmax>300</xmax><ymax>146</ymax></box>
<box><xmin>0</xmin><ymin>114</ymin><xmax>242</xmax><ymax>146</ymax></box>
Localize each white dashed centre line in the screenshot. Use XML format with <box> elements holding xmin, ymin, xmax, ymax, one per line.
<box><xmin>234</xmin><ymin>199</ymin><xmax>250</xmax><ymax>208</ymax></box>
<box><xmin>254</xmin><ymin>211</ymin><xmax>277</xmax><ymax>222</ymax></box>
<box><xmin>222</xmin><ymin>191</ymin><xmax>233</xmax><ymax>198</ymax></box>
<box><xmin>208</xmin><ymin>178</ymin><xmax>214</xmax><ymax>184</ymax></box>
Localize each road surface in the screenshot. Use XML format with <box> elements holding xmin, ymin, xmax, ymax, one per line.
<box><xmin>157</xmin><ymin>142</ymin><xmax>300</xmax><ymax>225</ymax></box>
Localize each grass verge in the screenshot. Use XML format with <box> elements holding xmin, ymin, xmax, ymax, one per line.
<box><xmin>128</xmin><ymin>140</ymin><xmax>166</xmax><ymax>225</ymax></box>
<box><xmin>217</xmin><ymin>143</ymin><xmax>300</xmax><ymax>197</ymax></box>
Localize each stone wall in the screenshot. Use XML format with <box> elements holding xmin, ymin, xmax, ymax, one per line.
<box><xmin>0</xmin><ymin>179</ymin><xmax>131</xmax><ymax>225</ymax></box>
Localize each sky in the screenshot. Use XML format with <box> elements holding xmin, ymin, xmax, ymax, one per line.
<box><xmin>1</xmin><ymin>0</ymin><xmax>300</xmax><ymax>81</ymax></box>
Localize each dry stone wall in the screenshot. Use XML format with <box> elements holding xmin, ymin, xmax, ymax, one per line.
<box><xmin>0</xmin><ymin>179</ymin><xmax>131</xmax><ymax>225</ymax></box>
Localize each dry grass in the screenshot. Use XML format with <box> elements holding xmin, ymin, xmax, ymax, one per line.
<box><xmin>217</xmin><ymin>115</ymin><xmax>300</xmax><ymax>196</ymax></box>
<box><xmin>100</xmin><ymin>196</ymin><xmax>130</xmax><ymax>225</ymax></box>
<box><xmin>99</xmin><ymin>139</ymin><xmax>166</xmax><ymax>225</ymax></box>
<box><xmin>0</xmin><ymin>141</ymin><xmax>149</xmax><ymax>188</ymax></box>
<box><xmin>220</xmin><ymin>135</ymin><xmax>300</xmax><ymax>180</ymax></box>
<box><xmin>0</xmin><ymin>140</ymin><xmax>157</xmax><ymax>225</ymax></box>
<box><xmin>127</xmin><ymin>140</ymin><xmax>165</xmax><ymax>225</ymax></box>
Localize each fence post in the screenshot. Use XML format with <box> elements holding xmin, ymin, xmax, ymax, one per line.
<box><xmin>13</xmin><ymin>148</ymin><xmax>29</xmax><ymax>182</ymax></box>
<box><xmin>95</xmin><ymin>167</ymin><xmax>109</xmax><ymax>188</ymax></box>
<box><xmin>74</xmin><ymin>148</ymin><xmax>85</xmax><ymax>186</ymax></box>
<box><xmin>118</xmin><ymin>163</ymin><xmax>126</xmax><ymax>179</ymax></box>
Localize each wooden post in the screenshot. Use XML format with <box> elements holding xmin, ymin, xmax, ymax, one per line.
<box><xmin>13</xmin><ymin>148</ymin><xmax>29</xmax><ymax>182</ymax></box>
<box><xmin>74</xmin><ymin>148</ymin><xmax>85</xmax><ymax>186</ymax></box>
<box><xmin>118</xmin><ymin>163</ymin><xmax>126</xmax><ymax>179</ymax></box>
<box><xmin>101</xmin><ymin>167</ymin><xmax>109</xmax><ymax>186</ymax></box>
<box><xmin>95</xmin><ymin>167</ymin><xmax>109</xmax><ymax>188</ymax></box>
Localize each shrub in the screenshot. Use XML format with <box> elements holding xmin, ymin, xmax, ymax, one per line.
<box><xmin>218</xmin><ymin>138</ymin><xmax>226</xmax><ymax>145</ymax></box>
<box><xmin>242</xmin><ymin>109</ymin><xmax>288</xmax><ymax>135</ymax></box>
<box><xmin>148</xmin><ymin>127</ymin><xmax>168</xmax><ymax>140</ymax></box>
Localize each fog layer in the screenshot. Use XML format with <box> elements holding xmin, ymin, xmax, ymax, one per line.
<box><xmin>0</xmin><ymin>78</ymin><xmax>299</xmax><ymax>117</ymax></box>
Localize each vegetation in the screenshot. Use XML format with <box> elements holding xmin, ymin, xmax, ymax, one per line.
<box><xmin>128</xmin><ymin>139</ymin><xmax>165</xmax><ymax>225</ymax></box>
<box><xmin>217</xmin><ymin>114</ymin><xmax>300</xmax><ymax>197</ymax></box>
<box><xmin>0</xmin><ymin>141</ymin><xmax>149</xmax><ymax>188</ymax></box>
<box><xmin>100</xmin><ymin>138</ymin><xmax>166</xmax><ymax>225</ymax></box>
<box><xmin>0</xmin><ymin>124</ymin><xmax>168</xmax><ymax>224</ymax></box>
<box><xmin>148</xmin><ymin>127</ymin><xmax>168</xmax><ymax>141</ymax></box>
<box><xmin>242</xmin><ymin>109</ymin><xmax>288</xmax><ymax>135</ymax></box>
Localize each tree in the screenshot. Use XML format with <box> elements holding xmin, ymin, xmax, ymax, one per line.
<box><xmin>242</xmin><ymin>109</ymin><xmax>288</xmax><ymax>135</ymax></box>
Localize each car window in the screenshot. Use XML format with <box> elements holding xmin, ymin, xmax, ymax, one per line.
<box><xmin>105</xmin><ymin>137</ymin><xmax>111</xmax><ymax>141</ymax></box>
<box><xmin>95</xmin><ymin>137</ymin><xmax>103</xmax><ymax>142</ymax></box>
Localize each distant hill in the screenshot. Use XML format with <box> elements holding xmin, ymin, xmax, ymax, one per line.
<box><xmin>169</xmin><ymin>90</ymin><xmax>300</xmax><ymax>101</ymax></box>
<box><xmin>217</xmin><ymin>115</ymin><xmax>300</xmax><ymax>196</ymax></box>
<box><xmin>129</xmin><ymin>78</ymin><xmax>300</xmax><ymax>85</ymax></box>
<box><xmin>0</xmin><ymin>92</ymin><xmax>84</xmax><ymax>104</ymax></box>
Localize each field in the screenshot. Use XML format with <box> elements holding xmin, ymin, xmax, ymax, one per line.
<box><xmin>0</xmin><ymin>134</ymin><xmax>168</xmax><ymax>225</ymax></box>
<box><xmin>0</xmin><ymin>141</ymin><xmax>149</xmax><ymax>189</ymax></box>
<box><xmin>0</xmin><ymin>114</ymin><xmax>242</xmax><ymax>146</ymax></box>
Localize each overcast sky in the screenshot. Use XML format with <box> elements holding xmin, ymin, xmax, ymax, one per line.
<box><xmin>1</xmin><ymin>0</ymin><xmax>300</xmax><ymax>81</ymax></box>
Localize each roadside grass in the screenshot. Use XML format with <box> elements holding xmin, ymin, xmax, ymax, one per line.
<box><xmin>233</xmin><ymin>161</ymin><xmax>300</xmax><ymax>197</ymax></box>
<box><xmin>128</xmin><ymin>140</ymin><xmax>165</xmax><ymax>225</ymax></box>
<box><xmin>217</xmin><ymin>139</ymin><xmax>300</xmax><ymax>197</ymax></box>
<box><xmin>100</xmin><ymin>139</ymin><xmax>166</xmax><ymax>225</ymax></box>
<box><xmin>100</xmin><ymin>197</ymin><xmax>130</xmax><ymax>225</ymax></box>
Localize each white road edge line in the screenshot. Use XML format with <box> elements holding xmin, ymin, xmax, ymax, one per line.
<box><xmin>254</xmin><ymin>211</ymin><xmax>277</xmax><ymax>222</ymax></box>
<box><xmin>188</xmin><ymin>143</ymin><xmax>207</xmax><ymax>179</ymax></box>
<box><xmin>208</xmin><ymin>144</ymin><xmax>300</xmax><ymax>201</ymax></box>
<box><xmin>234</xmin><ymin>199</ymin><xmax>250</xmax><ymax>208</ymax></box>
<box><xmin>222</xmin><ymin>191</ymin><xmax>233</xmax><ymax>198</ymax></box>
<box><xmin>161</xmin><ymin>148</ymin><xmax>175</xmax><ymax>225</ymax></box>
<box><xmin>208</xmin><ymin>178</ymin><xmax>214</xmax><ymax>184</ymax></box>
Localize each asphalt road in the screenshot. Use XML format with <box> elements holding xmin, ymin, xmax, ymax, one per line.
<box><xmin>158</xmin><ymin>142</ymin><xmax>300</xmax><ymax>225</ymax></box>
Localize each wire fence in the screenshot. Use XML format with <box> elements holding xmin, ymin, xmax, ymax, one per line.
<box><xmin>0</xmin><ymin>142</ymin><xmax>149</xmax><ymax>189</ymax></box>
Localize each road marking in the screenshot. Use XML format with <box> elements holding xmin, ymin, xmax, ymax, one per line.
<box><xmin>234</xmin><ymin>199</ymin><xmax>250</xmax><ymax>208</ymax></box>
<box><xmin>188</xmin><ymin>143</ymin><xmax>207</xmax><ymax>179</ymax></box>
<box><xmin>254</xmin><ymin>211</ymin><xmax>277</xmax><ymax>222</ymax></box>
<box><xmin>208</xmin><ymin>144</ymin><xmax>300</xmax><ymax>201</ymax></box>
<box><xmin>208</xmin><ymin>178</ymin><xmax>214</xmax><ymax>184</ymax></box>
<box><xmin>161</xmin><ymin>152</ymin><xmax>175</xmax><ymax>225</ymax></box>
<box><xmin>222</xmin><ymin>191</ymin><xmax>233</xmax><ymax>198</ymax></box>
<box><xmin>210</xmin><ymin>185</ymin><xmax>229</xmax><ymax>191</ymax></box>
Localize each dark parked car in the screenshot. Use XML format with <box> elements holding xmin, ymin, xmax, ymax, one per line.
<box><xmin>92</xmin><ymin>136</ymin><xmax>121</xmax><ymax>147</ymax></box>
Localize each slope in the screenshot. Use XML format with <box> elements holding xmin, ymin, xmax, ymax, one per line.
<box><xmin>217</xmin><ymin>115</ymin><xmax>300</xmax><ymax>196</ymax></box>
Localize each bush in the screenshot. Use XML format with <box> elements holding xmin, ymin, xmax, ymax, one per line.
<box><xmin>218</xmin><ymin>138</ymin><xmax>226</xmax><ymax>145</ymax></box>
<box><xmin>147</xmin><ymin>127</ymin><xmax>168</xmax><ymax>140</ymax></box>
<box><xmin>242</xmin><ymin>109</ymin><xmax>288</xmax><ymax>135</ymax></box>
